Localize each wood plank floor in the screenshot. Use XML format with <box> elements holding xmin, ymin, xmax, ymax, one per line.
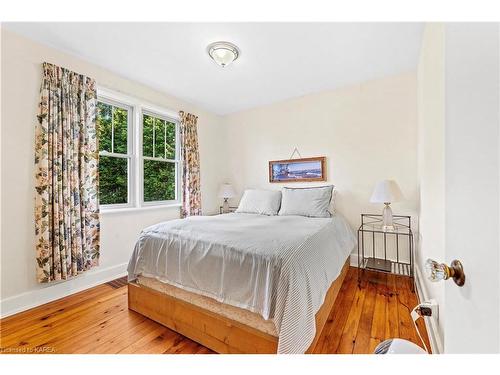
<box><xmin>0</xmin><ymin>267</ymin><xmax>430</xmax><ymax>354</ymax></box>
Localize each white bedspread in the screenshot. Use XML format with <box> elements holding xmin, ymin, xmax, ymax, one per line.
<box><xmin>127</xmin><ymin>213</ymin><xmax>356</xmax><ymax>353</ymax></box>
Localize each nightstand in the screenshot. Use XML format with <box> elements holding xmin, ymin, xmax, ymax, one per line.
<box><xmin>219</xmin><ymin>206</ymin><xmax>238</xmax><ymax>214</ymax></box>
<box><xmin>357</xmin><ymin>214</ymin><xmax>414</xmax><ymax>290</ymax></box>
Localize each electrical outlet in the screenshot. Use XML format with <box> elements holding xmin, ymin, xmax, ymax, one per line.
<box><xmin>419</xmin><ymin>299</ymin><xmax>439</xmax><ymax>320</ymax></box>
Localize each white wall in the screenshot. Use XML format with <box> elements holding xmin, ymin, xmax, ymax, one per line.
<box><xmin>444</xmin><ymin>23</ymin><xmax>500</xmax><ymax>353</ymax></box>
<box><xmin>415</xmin><ymin>23</ymin><xmax>445</xmax><ymax>353</ymax></box>
<box><xmin>0</xmin><ymin>29</ymin><xmax>226</xmax><ymax>317</ymax></box>
<box><xmin>223</xmin><ymin>72</ymin><xmax>418</xmax><ymax>238</ymax></box>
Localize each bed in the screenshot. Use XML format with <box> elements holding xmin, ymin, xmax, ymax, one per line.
<box><xmin>127</xmin><ymin>212</ymin><xmax>356</xmax><ymax>354</ymax></box>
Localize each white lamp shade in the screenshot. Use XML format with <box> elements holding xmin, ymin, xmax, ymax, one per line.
<box><xmin>370</xmin><ymin>180</ymin><xmax>404</xmax><ymax>203</ymax></box>
<box><xmin>218</xmin><ymin>183</ymin><xmax>236</xmax><ymax>199</ymax></box>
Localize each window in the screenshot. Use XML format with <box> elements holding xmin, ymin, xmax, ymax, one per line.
<box><xmin>97</xmin><ymin>100</ymin><xmax>131</xmax><ymax>206</ymax></box>
<box><xmin>96</xmin><ymin>88</ymin><xmax>180</xmax><ymax>210</ymax></box>
<box><xmin>142</xmin><ymin>113</ymin><xmax>179</xmax><ymax>204</ymax></box>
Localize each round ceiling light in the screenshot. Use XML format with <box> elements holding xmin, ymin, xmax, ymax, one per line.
<box><xmin>207</xmin><ymin>41</ymin><xmax>240</xmax><ymax>68</ymax></box>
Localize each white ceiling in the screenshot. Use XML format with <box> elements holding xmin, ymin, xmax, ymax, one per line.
<box><xmin>4</xmin><ymin>23</ymin><xmax>424</xmax><ymax>115</ymax></box>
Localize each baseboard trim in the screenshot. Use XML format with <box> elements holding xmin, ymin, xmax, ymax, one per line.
<box><xmin>414</xmin><ymin>265</ymin><xmax>444</xmax><ymax>354</ymax></box>
<box><xmin>349</xmin><ymin>253</ymin><xmax>359</xmax><ymax>267</ymax></box>
<box><xmin>0</xmin><ymin>262</ymin><xmax>128</xmax><ymax>319</ymax></box>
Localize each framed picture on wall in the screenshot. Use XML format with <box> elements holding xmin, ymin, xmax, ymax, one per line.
<box><xmin>269</xmin><ymin>156</ymin><xmax>326</xmax><ymax>183</ymax></box>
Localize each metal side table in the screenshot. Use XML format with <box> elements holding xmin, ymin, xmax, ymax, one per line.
<box><xmin>357</xmin><ymin>214</ymin><xmax>414</xmax><ymax>291</ymax></box>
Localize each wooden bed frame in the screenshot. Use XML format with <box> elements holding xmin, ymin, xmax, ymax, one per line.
<box><xmin>128</xmin><ymin>259</ymin><xmax>349</xmax><ymax>354</ymax></box>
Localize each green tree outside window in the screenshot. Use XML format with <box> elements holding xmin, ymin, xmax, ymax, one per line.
<box><xmin>97</xmin><ymin>101</ymin><xmax>178</xmax><ymax>206</ymax></box>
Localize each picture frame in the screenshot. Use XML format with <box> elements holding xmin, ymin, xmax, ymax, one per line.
<box><xmin>269</xmin><ymin>156</ymin><xmax>326</xmax><ymax>183</ymax></box>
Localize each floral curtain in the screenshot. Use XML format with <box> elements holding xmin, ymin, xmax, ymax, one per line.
<box><xmin>34</xmin><ymin>62</ymin><xmax>100</xmax><ymax>283</ymax></box>
<box><xmin>179</xmin><ymin>111</ymin><xmax>202</xmax><ymax>217</ymax></box>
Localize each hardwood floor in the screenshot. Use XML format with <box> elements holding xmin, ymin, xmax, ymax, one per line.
<box><xmin>0</xmin><ymin>267</ymin><xmax>430</xmax><ymax>354</ymax></box>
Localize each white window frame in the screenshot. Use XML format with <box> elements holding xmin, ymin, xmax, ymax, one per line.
<box><xmin>139</xmin><ymin>108</ymin><xmax>181</xmax><ymax>207</ymax></box>
<box><xmin>97</xmin><ymin>87</ymin><xmax>181</xmax><ymax>212</ymax></box>
<box><xmin>97</xmin><ymin>97</ymin><xmax>134</xmax><ymax>210</ymax></box>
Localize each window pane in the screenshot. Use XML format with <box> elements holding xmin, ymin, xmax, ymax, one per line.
<box><xmin>99</xmin><ymin>156</ymin><xmax>128</xmax><ymax>205</ymax></box>
<box><xmin>154</xmin><ymin>118</ymin><xmax>166</xmax><ymax>158</ymax></box>
<box><xmin>165</xmin><ymin>121</ymin><xmax>176</xmax><ymax>160</ymax></box>
<box><xmin>97</xmin><ymin>102</ymin><xmax>112</xmax><ymax>152</ymax></box>
<box><xmin>143</xmin><ymin>114</ymin><xmax>154</xmax><ymax>157</ymax></box>
<box><xmin>143</xmin><ymin>160</ymin><xmax>175</xmax><ymax>202</ymax></box>
<box><xmin>113</xmin><ymin>107</ymin><xmax>128</xmax><ymax>154</ymax></box>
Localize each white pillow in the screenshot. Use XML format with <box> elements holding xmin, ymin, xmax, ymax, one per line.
<box><xmin>235</xmin><ymin>189</ymin><xmax>282</xmax><ymax>216</ymax></box>
<box><xmin>278</xmin><ymin>185</ymin><xmax>334</xmax><ymax>218</ymax></box>
<box><xmin>330</xmin><ymin>188</ymin><xmax>337</xmax><ymax>214</ymax></box>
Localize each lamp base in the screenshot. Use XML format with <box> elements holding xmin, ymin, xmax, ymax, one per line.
<box><xmin>382</xmin><ymin>203</ymin><xmax>394</xmax><ymax>232</ymax></box>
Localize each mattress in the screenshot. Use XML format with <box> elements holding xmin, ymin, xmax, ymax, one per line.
<box><xmin>128</xmin><ymin>212</ymin><xmax>356</xmax><ymax>353</ymax></box>
<box><xmin>136</xmin><ymin>275</ymin><xmax>278</xmax><ymax>336</ymax></box>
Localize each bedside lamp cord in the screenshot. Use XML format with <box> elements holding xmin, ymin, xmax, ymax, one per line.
<box><xmin>410</xmin><ymin>306</ymin><xmax>429</xmax><ymax>353</ymax></box>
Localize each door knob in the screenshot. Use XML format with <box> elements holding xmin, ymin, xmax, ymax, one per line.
<box><xmin>425</xmin><ymin>259</ymin><xmax>465</xmax><ymax>287</ymax></box>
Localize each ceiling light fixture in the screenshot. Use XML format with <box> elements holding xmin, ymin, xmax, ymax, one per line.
<box><xmin>207</xmin><ymin>41</ymin><xmax>240</xmax><ymax>68</ymax></box>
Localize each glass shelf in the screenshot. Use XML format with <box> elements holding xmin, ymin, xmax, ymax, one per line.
<box><xmin>219</xmin><ymin>206</ymin><xmax>238</xmax><ymax>214</ymax></box>
<box><xmin>358</xmin><ymin>214</ymin><xmax>413</xmax><ymax>236</ymax></box>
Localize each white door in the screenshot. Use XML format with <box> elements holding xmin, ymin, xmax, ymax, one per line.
<box><xmin>443</xmin><ymin>23</ymin><xmax>500</xmax><ymax>353</ymax></box>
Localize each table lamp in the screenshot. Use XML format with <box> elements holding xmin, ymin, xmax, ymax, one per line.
<box><xmin>370</xmin><ymin>180</ymin><xmax>403</xmax><ymax>231</ymax></box>
<box><xmin>218</xmin><ymin>183</ymin><xmax>236</xmax><ymax>213</ymax></box>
